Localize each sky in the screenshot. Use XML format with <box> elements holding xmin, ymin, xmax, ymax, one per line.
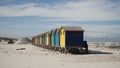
<box><xmin>0</xmin><ymin>0</ymin><xmax>120</xmax><ymax>42</ymax></box>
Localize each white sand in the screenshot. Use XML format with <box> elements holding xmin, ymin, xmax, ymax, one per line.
<box><xmin>0</xmin><ymin>42</ymin><xmax>120</xmax><ymax>68</ymax></box>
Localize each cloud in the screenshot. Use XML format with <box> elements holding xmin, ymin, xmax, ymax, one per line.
<box><xmin>0</xmin><ymin>0</ymin><xmax>16</xmax><ymax>3</ymax></box>
<box><xmin>1</xmin><ymin>21</ymin><xmax>119</xmax><ymax>38</ymax></box>
<box><xmin>83</xmin><ymin>25</ymin><xmax>120</xmax><ymax>38</ymax></box>
<box><xmin>0</xmin><ymin>0</ymin><xmax>120</xmax><ymax>21</ymax></box>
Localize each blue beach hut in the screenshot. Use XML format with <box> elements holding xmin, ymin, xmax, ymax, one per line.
<box><xmin>43</xmin><ymin>33</ymin><xmax>46</xmax><ymax>45</ymax></box>
<box><xmin>38</xmin><ymin>35</ymin><xmax>40</xmax><ymax>45</ymax></box>
<box><xmin>54</xmin><ymin>28</ymin><xmax>60</xmax><ymax>47</ymax></box>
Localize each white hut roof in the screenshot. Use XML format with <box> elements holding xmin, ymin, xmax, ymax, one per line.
<box><xmin>61</xmin><ymin>26</ymin><xmax>84</xmax><ymax>31</ymax></box>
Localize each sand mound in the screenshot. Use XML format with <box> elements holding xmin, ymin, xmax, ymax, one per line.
<box><xmin>15</xmin><ymin>38</ymin><xmax>32</xmax><ymax>44</ymax></box>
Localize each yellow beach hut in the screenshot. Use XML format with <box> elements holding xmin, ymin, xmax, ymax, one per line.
<box><xmin>60</xmin><ymin>26</ymin><xmax>84</xmax><ymax>48</ymax></box>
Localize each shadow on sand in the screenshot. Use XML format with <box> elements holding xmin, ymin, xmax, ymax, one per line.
<box><xmin>88</xmin><ymin>50</ymin><xmax>113</xmax><ymax>54</ymax></box>
<box><xmin>69</xmin><ymin>50</ymin><xmax>113</xmax><ymax>55</ymax></box>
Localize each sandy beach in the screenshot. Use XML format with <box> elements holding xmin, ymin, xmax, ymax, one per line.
<box><xmin>0</xmin><ymin>41</ymin><xmax>120</xmax><ymax>68</ymax></box>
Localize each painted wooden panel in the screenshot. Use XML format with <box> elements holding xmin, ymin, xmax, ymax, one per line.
<box><xmin>43</xmin><ymin>34</ymin><xmax>46</xmax><ymax>45</ymax></box>
<box><xmin>55</xmin><ymin>32</ymin><xmax>59</xmax><ymax>46</ymax></box>
<box><xmin>60</xmin><ymin>28</ymin><xmax>65</xmax><ymax>47</ymax></box>
<box><xmin>51</xmin><ymin>31</ymin><xmax>55</xmax><ymax>46</ymax></box>
<box><xmin>40</xmin><ymin>35</ymin><xmax>42</xmax><ymax>45</ymax></box>
<box><xmin>38</xmin><ymin>36</ymin><xmax>40</xmax><ymax>45</ymax></box>
<box><xmin>35</xmin><ymin>36</ymin><xmax>38</xmax><ymax>45</ymax></box>
<box><xmin>66</xmin><ymin>31</ymin><xmax>83</xmax><ymax>47</ymax></box>
<box><xmin>46</xmin><ymin>33</ymin><xmax>50</xmax><ymax>46</ymax></box>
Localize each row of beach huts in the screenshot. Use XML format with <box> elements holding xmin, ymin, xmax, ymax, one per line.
<box><xmin>32</xmin><ymin>26</ymin><xmax>88</xmax><ymax>54</ymax></box>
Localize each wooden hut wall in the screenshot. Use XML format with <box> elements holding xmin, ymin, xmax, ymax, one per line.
<box><xmin>38</xmin><ymin>36</ymin><xmax>40</xmax><ymax>45</ymax></box>
<box><xmin>46</xmin><ymin>33</ymin><xmax>50</xmax><ymax>46</ymax></box>
<box><xmin>51</xmin><ymin>31</ymin><xmax>55</xmax><ymax>46</ymax></box>
<box><xmin>40</xmin><ymin>35</ymin><xmax>42</xmax><ymax>45</ymax></box>
<box><xmin>60</xmin><ymin>28</ymin><xmax>66</xmax><ymax>47</ymax></box>
<box><xmin>66</xmin><ymin>31</ymin><xmax>84</xmax><ymax>47</ymax></box>
<box><xmin>54</xmin><ymin>30</ymin><xmax>59</xmax><ymax>46</ymax></box>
